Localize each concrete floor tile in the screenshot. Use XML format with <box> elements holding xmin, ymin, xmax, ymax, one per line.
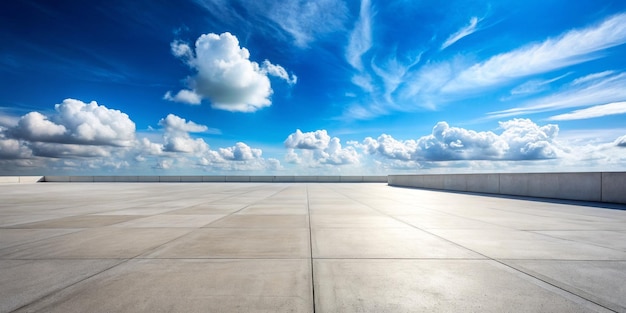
<box><xmin>0</xmin><ymin>229</ymin><xmax>81</xmax><ymax>250</ymax></box>
<box><xmin>311</xmin><ymin>215</ymin><xmax>410</xmax><ymax>228</ymax></box>
<box><xmin>0</xmin><ymin>259</ymin><xmax>122</xmax><ymax>313</ymax></box>
<box><xmin>1</xmin><ymin>228</ymin><xmax>194</xmax><ymax>259</ymax></box>
<box><xmin>309</xmin><ymin>204</ymin><xmax>379</xmax><ymax>215</ymax></box>
<box><xmin>93</xmin><ymin>207</ymin><xmax>183</xmax><ymax>215</ymax></box>
<box><xmin>0</xmin><ymin>215</ymin><xmax>66</xmax><ymax>227</ymax></box>
<box><xmin>144</xmin><ymin>228</ymin><xmax>310</xmax><ymax>258</ymax></box>
<box><xmin>168</xmin><ymin>203</ymin><xmax>245</xmax><ymax>215</ymax></box>
<box><xmin>314</xmin><ymin>259</ymin><xmax>608</xmax><ymax>313</ymax></box>
<box><xmin>395</xmin><ymin>215</ymin><xmax>506</xmax><ymax>229</ymax></box>
<box><xmin>15</xmin><ymin>259</ymin><xmax>313</xmax><ymax>313</ymax></box>
<box><xmin>531</xmin><ymin>230</ymin><xmax>626</xmax><ymax>251</ymax></box>
<box><xmin>506</xmin><ymin>260</ymin><xmax>626</xmax><ymax>312</ymax></box>
<box><xmin>312</xmin><ymin>228</ymin><xmax>482</xmax><ymax>259</ymax></box>
<box><xmin>431</xmin><ymin>229</ymin><xmax>626</xmax><ymax>260</ymax></box>
<box><xmin>208</xmin><ymin>214</ymin><xmax>308</xmax><ymax>228</ymax></box>
<box><xmin>237</xmin><ymin>205</ymin><xmax>307</xmax><ymax>215</ymax></box>
<box><xmin>112</xmin><ymin>214</ymin><xmax>225</xmax><ymax>228</ymax></box>
<box><xmin>8</xmin><ymin>215</ymin><xmax>141</xmax><ymax>228</ymax></box>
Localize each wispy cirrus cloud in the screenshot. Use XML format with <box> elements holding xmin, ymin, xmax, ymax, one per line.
<box><xmin>443</xmin><ymin>13</ymin><xmax>626</xmax><ymax>93</ymax></box>
<box><xmin>549</xmin><ymin>101</ymin><xmax>626</xmax><ymax>121</ymax></box>
<box><xmin>346</xmin><ymin>0</ymin><xmax>372</xmax><ymax>71</ymax></box>
<box><xmin>267</xmin><ymin>0</ymin><xmax>349</xmax><ymax>48</ymax></box>
<box><xmin>345</xmin><ymin>11</ymin><xmax>626</xmax><ymax>121</ymax></box>
<box><xmin>191</xmin><ymin>0</ymin><xmax>348</xmax><ymax>48</ymax></box>
<box><xmin>489</xmin><ymin>71</ymin><xmax>626</xmax><ymax>118</ymax></box>
<box><xmin>441</xmin><ymin>16</ymin><xmax>481</xmax><ymax>50</ymax></box>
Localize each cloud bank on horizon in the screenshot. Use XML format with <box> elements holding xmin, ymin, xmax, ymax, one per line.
<box><xmin>0</xmin><ymin>0</ymin><xmax>625</xmax><ymax>175</ymax></box>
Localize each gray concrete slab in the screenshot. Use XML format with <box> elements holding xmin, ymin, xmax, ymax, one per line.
<box><xmin>208</xmin><ymin>214</ymin><xmax>308</xmax><ymax>228</ymax></box>
<box><xmin>9</xmin><ymin>215</ymin><xmax>141</xmax><ymax>228</ymax></box>
<box><xmin>112</xmin><ymin>214</ymin><xmax>225</xmax><ymax>228</ymax></box>
<box><xmin>0</xmin><ymin>229</ymin><xmax>81</xmax><ymax>250</ymax></box>
<box><xmin>314</xmin><ymin>259</ymin><xmax>611</xmax><ymax>313</ymax></box>
<box><xmin>143</xmin><ymin>228</ymin><xmax>310</xmax><ymax>259</ymax></box>
<box><xmin>15</xmin><ymin>259</ymin><xmax>312</xmax><ymax>313</ymax></box>
<box><xmin>429</xmin><ymin>229</ymin><xmax>626</xmax><ymax>260</ymax></box>
<box><xmin>1</xmin><ymin>182</ymin><xmax>625</xmax><ymax>312</ymax></box>
<box><xmin>312</xmin><ymin>227</ymin><xmax>483</xmax><ymax>259</ymax></box>
<box><xmin>238</xmin><ymin>204</ymin><xmax>308</xmax><ymax>215</ymax></box>
<box><xmin>0</xmin><ymin>259</ymin><xmax>123</xmax><ymax>313</ymax></box>
<box><xmin>0</xmin><ymin>228</ymin><xmax>194</xmax><ymax>259</ymax></box>
<box><xmin>506</xmin><ymin>260</ymin><xmax>626</xmax><ymax>312</ymax></box>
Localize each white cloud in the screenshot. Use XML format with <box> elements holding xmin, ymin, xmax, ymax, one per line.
<box><xmin>509</xmin><ymin>73</ymin><xmax>569</xmax><ymax>96</ymax></box>
<box><xmin>12</xmin><ymin>112</ymin><xmax>67</xmax><ymax>142</ymax></box>
<box><xmin>0</xmin><ymin>138</ymin><xmax>31</xmax><ymax>159</ymax></box>
<box><xmin>266</xmin><ymin>158</ymin><xmax>282</xmax><ymax>171</ymax></box>
<box><xmin>346</xmin><ymin>0</ymin><xmax>372</xmax><ymax>71</ymax></box>
<box><xmin>163</xmin><ymin>90</ymin><xmax>202</xmax><ymax>105</ymax></box>
<box><xmin>284</xmin><ymin>129</ymin><xmax>330</xmax><ymax>150</ymax></box>
<box><xmin>267</xmin><ymin>0</ymin><xmax>349</xmax><ymax>48</ymax></box>
<box><xmin>158</xmin><ymin>114</ymin><xmax>209</xmax><ymax>133</ymax></box>
<box><xmin>218</xmin><ymin>142</ymin><xmax>262</xmax><ymax>161</ymax></box>
<box><xmin>490</xmin><ymin>72</ymin><xmax>626</xmax><ymax>118</ymax></box>
<box><xmin>30</xmin><ymin>142</ymin><xmax>112</xmax><ymax>158</ymax></box>
<box><xmin>571</xmin><ymin>70</ymin><xmax>615</xmax><ymax>86</ymax></box>
<box><xmin>137</xmin><ymin>138</ymin><xmax>163</xmax><ymax>156</ymax></box>
<box><xmin>320</xmin><ymin>137</ymin><xmax>359</xmax><ymax>165</ymax></box>
<box><xmin>443</xmin><ymin>13</ymin><xmax>626</xmax><ymax>92</ymax></box>
<box><xmin>9</xmin><ymin>99</ymin><xmax>135</xmax><ymax>146</ymax></box>
<box><xmin>549</xmin><ymin>101</ymin><xmax>626</xmax><ymax>121</ymax></box>
<box><xmin>162</xmin><ymin>136</ymin><xmax>209</xmax><ymax>154</ymax></box>
<box><xmin>284</xmin><ymin>129</ymin><xmax>359</xmax><ymax>167</ymax></box>
<box><xmin>262</xmin><ymin>60</ymin><xmax>297</xmax><ymax>85</ymax></box>
<box><xmin>358</xmin><ymin>119</ymin><xmax>562</xmax><ymax>162</ymax></box>
<box><xmin>167</xmin><ymin>32</ymin><xmax>296</xmax><ymax>112</ymax></box>
<box><xmin>441</xmin><ymin>17</ymin><xmax>480</xmax><ymax>50</ymax></box>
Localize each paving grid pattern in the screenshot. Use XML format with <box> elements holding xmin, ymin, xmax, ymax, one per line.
<box><xmin>1</xmin><ymin>182</ymin><xmax>625</xmax><ymax>312</ymax></box>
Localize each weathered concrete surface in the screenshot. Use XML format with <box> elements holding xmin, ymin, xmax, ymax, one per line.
<box><xmin>1</xmin><ymin>183</ymin><xmax>625</xmax><ymax>312</ymax></box>
<box><xmin>389</xmin><ymin>172</ymin><xmax>626</xmax><ymax>204</ymax></box>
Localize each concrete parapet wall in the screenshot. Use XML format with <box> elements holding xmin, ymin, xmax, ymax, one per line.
<box><xmin>41</xmin><ymin>176</ymin><xmax>388</xmax><ymax>183</ymax></box>
<box><xmin>0</xmin><ymin>176</ymin><xmax>44</xmax><ymax>183</ymax></box>
<box><xmin>388</xmin><ymin>172</ymin><xmax>626</xmax><ymax>204</ymax></box>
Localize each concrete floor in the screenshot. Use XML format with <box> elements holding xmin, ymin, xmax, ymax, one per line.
<box><xmin>1</xmin><ymin>183</ymin><xmax>625</xmax><ymax>313</ymax></box>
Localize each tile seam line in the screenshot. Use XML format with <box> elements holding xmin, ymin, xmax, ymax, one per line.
<box><xmin>339</xmin><ymin>188</ymin><xmax>618</xmax><ymax>313</ymax></box>
<box><xmin>306</xmin><ymin>184</ymin><xmax>317</xmax><ymax>313</ymax></box>
<box><xmin>526</xmin><ymin>230</ymin><xmax>626</xmax><ymax>254</ymax></box>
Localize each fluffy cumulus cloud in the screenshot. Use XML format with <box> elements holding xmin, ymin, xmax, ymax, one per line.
<box><xmin>0</xmin><ymin>104</ymin><xmax>281</xmax><ymax>174</ymax></box>
<box><xmin>357</xmin><ymin>119</ymin><xmax>562</xmax><ymax>162</ymax></box>
<box><xmin>284</xmin><ymin>129</ymin><xmax>331</xmax><ymax>150</ymax></box>
<box><xmin>284</xmin><ymin>129</ymin><xmax>359</xmax><ymax>167</ymax></box>
<box><xmin>159</xmin><ymin>114</ymin><xmax>208</xmax><ymax>134</ymax></box>
<box><xmin>157</xmin><ymin>114</ymin><xmax>210</xmax><ymax>154</ymax></box>
<box><xmin>0</xmin><ymin>137</ymin><xmax>31</xmax><ymax>159</ymax></box>
<box><xmin>218</xmin><ymin>142</ymin><xmax>262</xmax><ymax>161</ymax></box>
<box><xmin>166</xmin><ymin>32</ymin><xmax>297</xmax><ymax>112</ymax></box>
<box><xmin>9</xmin><ymin>99</ymin><xmax>135</xmax><ymax>146</ymax></box>
<box><xmin>137</xmin><ymin>114</ymin><xmax>279</xmax><ymax>172</ymax></box>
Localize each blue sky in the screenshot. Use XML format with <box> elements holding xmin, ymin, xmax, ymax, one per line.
<box><xmin>1</xmin><ymin>0</ymin><xmax>626</xmax><ymax>175</ymax></box>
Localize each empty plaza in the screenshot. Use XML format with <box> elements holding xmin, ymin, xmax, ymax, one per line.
<box><xmin>1</xmin><ymin>182</ymin><xmax>625</xmax><ymax>312</ymax></box>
